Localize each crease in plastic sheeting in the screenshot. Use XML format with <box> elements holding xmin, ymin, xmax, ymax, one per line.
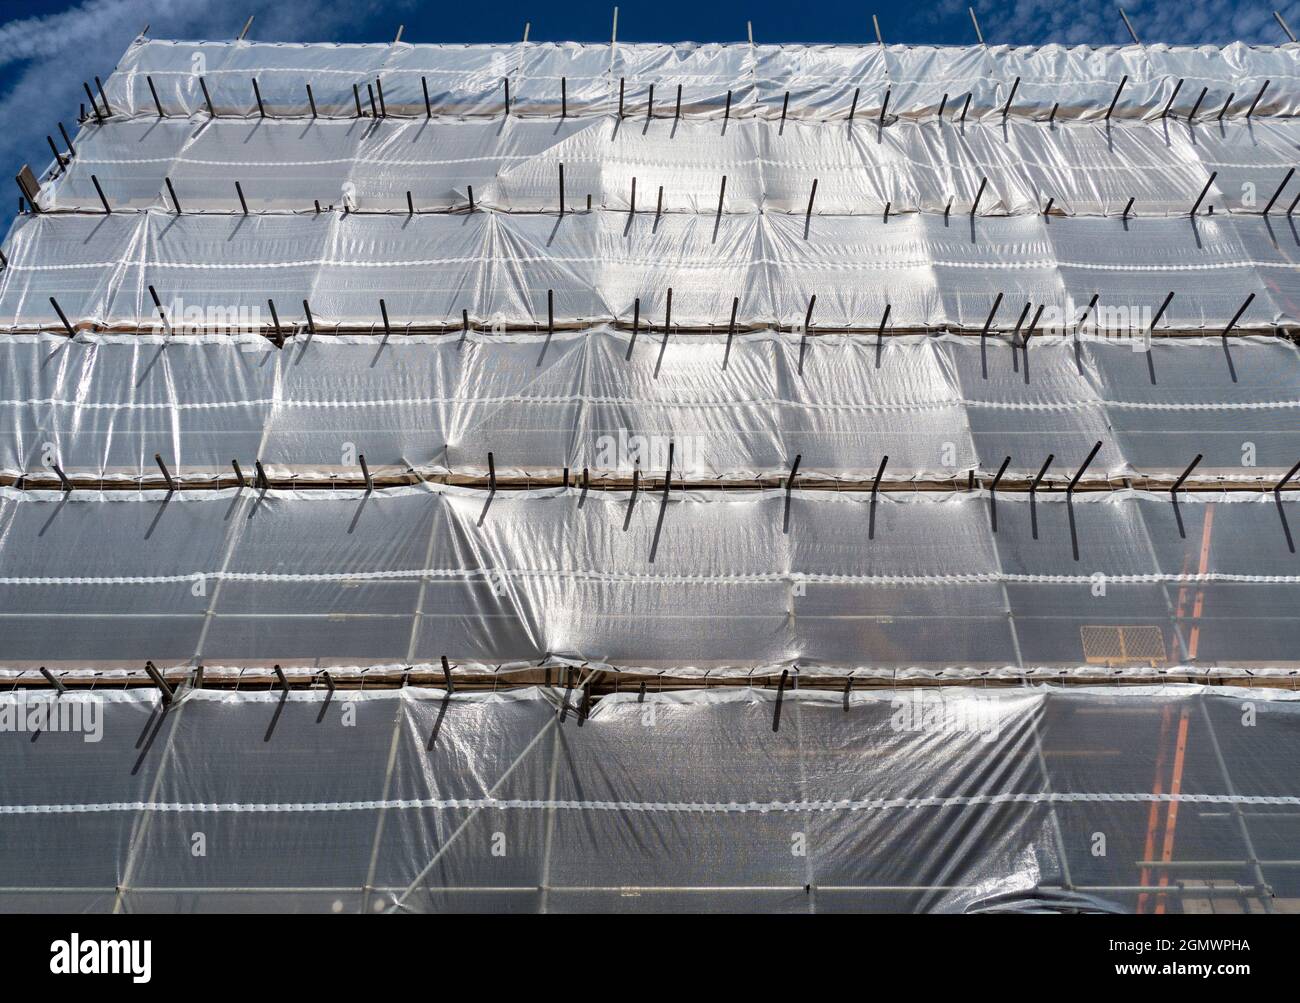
<box><xmin>86</xmin><ymin>42</ymin><xmax>1284</xmax><ymax>113</ymax></box>
<box><xmin>41</xmin><ymin>120</ymin><xmax>195</xmax><ymax>212</ymax></box>
<box><xmin>41</xmin><ymin>114</ymin><xmax>1300</xmax><ymax>219</ymax></box>
<box><xmin>600</xmin><ymin>211</ymin><xmax>769</xmax><ymax>327</ymax></box>
<box><xmin>433</xmin><ymin>485</ymin><xmax>549</xmax><ymax>660</ymax></box>
<box><xmin>17</xmin><ymin>330</ymin><xmax>1300</xmax><ymax>472</ymax></box>
<box><xmin>379</xmin><ymin>44</ymin><xmax>526</xmax><ymax>118</ymax></box>
<box><xmin>100</xmin><ymin>42</ymin><xmax>1300</xmax><ymax>122</ymax></box>
<box><xmin>576</xmin><ymin>327</ymin><xmax>789</xmax><ymax>477</ymax></box>
<box><xmin>753</xmin><ymin>44</ymin><xmax>887</xmax><ymax>120</ymax></box>
<box><xmin>8</xmin><ymin>661</ymin><xmax>1300</xmax><ymax>683</ymax></box>
<box><xmin>7</xmin><ymin>210</ymin><xmax>1294</xmax><ymax>333</ymax></box>
<box><xmin>0</xmin><ymin>214</ymin><xmax>141</xmax><ymax>331</ymax></box>
<box><xmin>168</xmin><ymin>116</ymin><xmax>360</xmax><ymax>213</ymax></box>
<box><xmin>4</xmin><ymin>684</ymin><xmax>1299</xmax><ymax>912</ymax></box>
<box><xmin>410</xmin><ymin>118</ymin><xmax>598</xmax><ymax>209</ymax></box>
<box><xmin>440</xmin><ymin>336</ymin><xmax>590</xmax><ymax>477</ymax></box>
<box><xmin>11</xmin><ymin>785</ymin><xmax>1300</xmax><ymax>814</ymax></box>
<box><xmin>468</xmin><ymin>116</ymin><xmax>612</xmax><ymax>211</ymax></box>
<box><xmin>475</xmin><ymin>212</ymin><xmax>602</xmax><ymax>326</ymax></box>
<box><xmin>1045</xmin><ymin>215</ymin><xmax>1289</xmax><ymax>331</ymax></box>
<box><xmin>612</xmin><ymin>43</ymin><xmax>759</xmax><ymax>114</ymax></box>
<box><xmin>41</xmin><ymin>117</ymin><xmax>614</xmax><ymax>213</ymax></box>
<box><xmin>2</xmin><ymin>485</ymin><xmax>1298</xmax><ymax>672</ymax></box>
<box><xmin>107</xmin><ymin>40</ymin><xmax>393</xmax><ymax>119</ymax></box>
<box><xmin>763</xmin><ymin>212</ymin><xmax>946</xmax><ymax>328</ymax></box>
<box><xmin>4</xmin><ymin>564</ymin><xmax>1296</xmax><ymax>587</ymax></box>
<box><xmin>965</xmin><ymin>886</ymin><xmax>1128</xmax><ymax>913</ymax></box>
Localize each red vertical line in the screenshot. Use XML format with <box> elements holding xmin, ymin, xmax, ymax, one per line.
<box><xmin>1174</xmin><ymin>551</ymin><xmax>1191</xmax><ymax>621</ymax></box>
<box><xmin>1137</xmin><ymin>705</ymin><xmax>1174</xmax><ymax>913</ymax></box>
<box><xmin>1188</xmin><ymin>505</ymin><xmax>1216</xmax><ymax>660</ymax></box>
<box><xmin>1155</xmin><ymin>707</ymin><xmax>1192</xmax><ymax>914</ymax></box>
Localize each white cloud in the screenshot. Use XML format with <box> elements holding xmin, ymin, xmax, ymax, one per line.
<box><xmin>0</xmin><ymin>0</ymin><xmax>411</xmax><ymax>201</ymax></box>
<box><xmin>1</xmin><ymin>0</ymin><xmax>1296</xmax><ymax>208</ymax></box>
<box><xmin>933</xmin><ymin>0</ymin><xmax>1300</xmax><ymax>45</ymax></box>
<box><xmin>0</xmin><ymin>0</ymin><xmax>202</xmax><ymax>67</ymax></box>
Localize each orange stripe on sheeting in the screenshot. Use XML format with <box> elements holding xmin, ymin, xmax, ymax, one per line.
<box><xmin>1137</xmin><ymin>705</ymin><xmax>1174</xmax><ymax>914</ymax></box>
<box><xmin>1155</xmin><ymin>707</ymin><xmax>1192</xmax><ymax>915</ymax></box>
<box><xmin>1188</xmin><ymin>505</ymin><xmax>1216</xmax><ymax>661</ymax></box>
<box><xmin>1174</xmin><ymin>554</ymin><xmax>1191</xmax><ymax>621</ymax></box>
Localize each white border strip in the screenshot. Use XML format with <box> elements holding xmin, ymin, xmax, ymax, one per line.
<box><xmin>3</xmin><ymin>791</ymin><xmax>1298</xmax><ymax>816</ymax></box>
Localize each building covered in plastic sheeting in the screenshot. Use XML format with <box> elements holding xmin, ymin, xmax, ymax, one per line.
<box><xmin>0</xmin><ymin>486</ymin><xmax>1298</xmax><ymax>674</ymax></box>
<box><xmin>2</xmin><ymin>31</ymin><xmax>1300</xmax><ymax>914</ymax></box>
<box><xmin>1</xmin><ymin>685</ymin><xmax>1297</xmax><ymax>914</ymax></box>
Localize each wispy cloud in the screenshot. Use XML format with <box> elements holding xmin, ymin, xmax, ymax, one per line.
<box><xmin>0</xmin><ymin>0</ymin><xmax>201</xmax><ymax>67</ymax></box>
<box><xmin>0</xmin><ymin>0</ymin><xmax>410</xmax><ymax>204</ymax></box>
<box><xmin>927</xmin><ymin>0</ymin><xmax>1300</xmax><ymax>45</ymax></box>
<box><xmin>1</xmin><ymin>0</ymin><xmax>1295</xmax><ymax>203</ymax></box>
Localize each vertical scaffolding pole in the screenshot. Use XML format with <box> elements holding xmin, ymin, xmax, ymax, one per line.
<box><xmin>362</xmin><ymin>499</ymin><xmax>446</xmax><ymax>913</ymax></box>
<box><xmin>986</xmin><ymin>500</ymin><xmax>1074</xmax><ymax>894</ymax></box>
<box><xmin>111</xmin><ymin>691</ymin><xmax>192</xmax><ymax>913</ymax></box>
<box><xmin>539</xmin><ymin>693</ymin><xmax>569</xmax><ymax>913</ymax></box>
<box><xmin>1198</xmin><ymin>694</ymin><xmax>1275</xmax><ymax>912</ymax></box>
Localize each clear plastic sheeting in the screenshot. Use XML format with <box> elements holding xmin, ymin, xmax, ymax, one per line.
<box><xmin>8</xmin><ymin>32</ymin><xmax>1299</xmax><ymax>919</ymax></box>
<box><xmin>0</xmin><ymin>684</ymin><xmax>1296</xmax><ymax>913</ymax></box>
<box><xmin>0</xmin><ymin>485</ymin><xmax>1296</xmax><ymax>673</ymax></box>
<box><xmin>2</xmin><ymin>331</ymin><xmax>1297</xmax><ymax>482</ymax></box>
<box><xmin>35</xmin><ymin>115</ymin><xmax>1300</xmax><ymax>218</ymax></box>
<box><xmin>40</xmin><ymin>117</ymin><xmax>601</xmax><ymax>212</ymax></box>
<box><xmin>2</xmin><ymin>210</ymin><xmax>1295</xmax><ymax>332</ymax></box>
<box><xmin>96</xmin><ymin>40</ymin><xmax>1300</xmax><ymax>122</ymax></box>
<box><xmin>0</xmin><ymin>211</ymin><xmax>591</xmax><ymax>331</ymax></box>
<box><xmin>454</xmin><ymin>117</ymin><xmax>1300</xmax><ymax>218</ymax></box>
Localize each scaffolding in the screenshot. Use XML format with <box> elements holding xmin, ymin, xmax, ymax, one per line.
<box><xmin>2</xmin><ymin>25</ymin><xmax>1300</xmax><ymax>913</ymax></box>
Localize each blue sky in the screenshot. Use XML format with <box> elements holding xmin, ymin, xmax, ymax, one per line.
<box><xmin>0</xmin><ymin>0</ymin><xmax>1297</xmax><ymax>215</ymax></box>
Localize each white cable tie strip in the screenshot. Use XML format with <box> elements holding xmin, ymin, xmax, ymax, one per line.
<box><xmin>1043</xmin><ymin>258</ymin><xmax>1300</xmax><ymax>274</ymax></box>
<box><xmin>0</xmin><ymin>395</ymin><xmax>972</xmax><ymax>416</ymax></box>
<box><xmin>1</xmin><ymin>570</ymin><xmax>1297</xmax><ymax>587</ymax></box>
<box><xmin>6</xmin><ymin>234</ymin><xmax>1297</xmax><ymax>279</ymax></box>
<box><xmin>3</xmin><ymin>254</ymin><xmax>593</xmax><ymax>273</ymax></box>
<box><xmin>881</xmin><ymin>150</ymin><xmax>1296</xmax><ymax>176</ymax></box>
<box><xmin>107</xmin><ymin>52</ymin><xmax>1300</xmax><ymax>80</ymax></box>
<box><xmin>5</xmin><ymin>238</ymin><xmax>1295</xmax><ymax>279</ymax></box>
<box><xmin>59</xmin><ymin>120</ymin><xmax>1300</xmax><ymax>174</ymax></box>
<box><xmin>9</xmin><ymin>254</ymin><xmax>1277</xmax><ymax>280</ymax></box>
<box><xmin>0</xmin><ymin>397</ymin><xmax>278</xmax><ymax>412</ymax></box>
<box><xmin>1096</xmin><ymin>399</ymin><xmax>1300</xmax><ymax>412</ymax></box>
<box><xmin>5</xmin><ymin>394</ymin><xmax>1300</xmax><ymax>420</ymax></box>
<box><xmin>94</xmin><ymin>92</ymin><xmax>1300</xmax><ymax>124</ymax></box>
<box><xmin>755</xmin><ymin>255</ymin><xmax>1291</xmax><ymax>274</ymax></box>
<box><xmin>120</xmin><ymin>66</ymin><xmax>486</xmax><ymax>79</ymax></box>
<box><xmin>3</xmin><ymin>791</ymin><xmax>1299</xmax><ymax>816</ymax></box>
<box><xmin>1</xmin><ymin>260</ymin><xmax>125</xmax><ymax>272</ymax></box>
<box><xmin>61</xmin><ymin>156</ymin><xmax>180</xmax><ymax>166</ymax></box>
<box><xmin>72</xmin><ymin>153</ymin><xmax>537</xmax><ymax>169</ymax></box>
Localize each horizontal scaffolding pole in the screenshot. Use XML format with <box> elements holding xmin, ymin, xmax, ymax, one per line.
<box><xmin>22</xmin><ymin>196</ymin><xmax>1273</xmax><ymax>221</ymax></box>
<box><xmin>5</xmin><ymin>469</ymin><xmax>1299</xmax><ymax>494</ymax></box>
<box><xmin>0</xmin><ymin>883</ymin><xmax>1268</xmax><ymax>899</ymax></box>
<box><xmin>0</xmin><ymin>882</ymin><xmax>1269</xmax><ymax>898</ymax></box>
<box><xmin>75</xmin><ymin>87</ymin><xmax>1289</xmax><ymax>128</ymax></box>
<box><xmin>6</xmin><ymin>664</ymin><xmax>1298</xmax><ymax>694</ymax></box>
<box><xmin>6</xmin><ymin>320</ymin><xmax>1295</xmax><ymax>341</ymax></box>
